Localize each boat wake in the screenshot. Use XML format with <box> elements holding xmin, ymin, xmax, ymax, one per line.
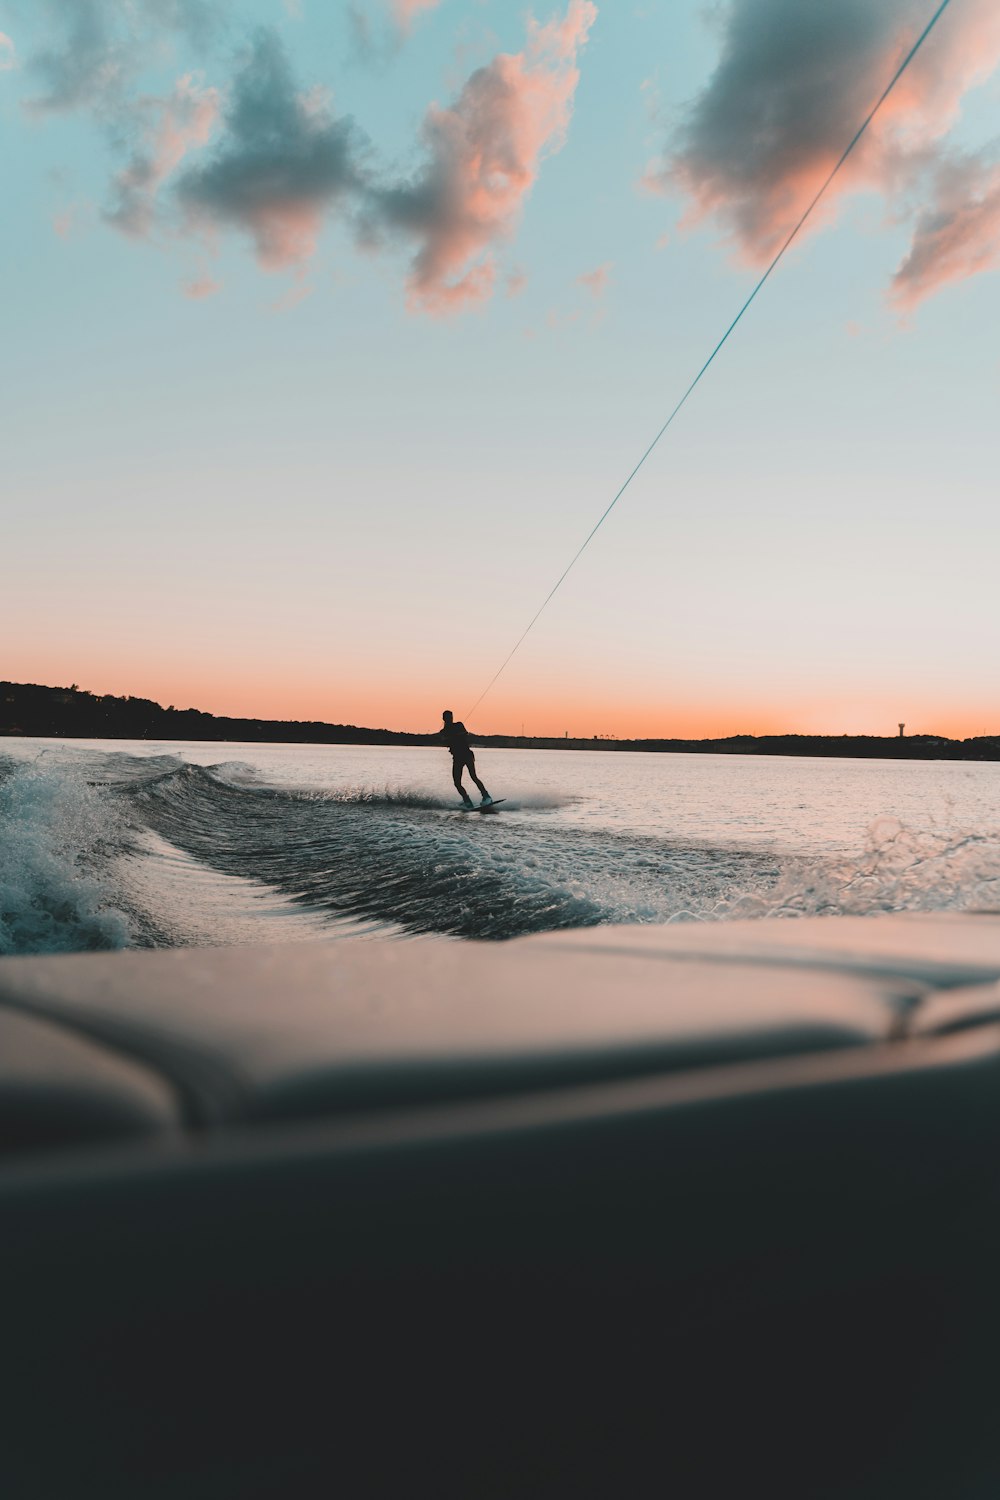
<box><xmin>121</xmin><ymin>761</ymin><xmax>775</xmax><ymax>941</ymax></box>
<box><xmin>0</xmin><ymin>757</ymin><xmax>135</xmax><ymax>955</ymax></box>
<box><xmin>3</xmin><ymin>750</ymin><xmax>999</xmax><ymax>955</ymax></box>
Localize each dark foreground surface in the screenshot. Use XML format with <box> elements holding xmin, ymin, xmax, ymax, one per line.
<box><xmin>4</xmin><ymin>912</ymin><xmax>1000</xmax><ymax>1498</ymax></box>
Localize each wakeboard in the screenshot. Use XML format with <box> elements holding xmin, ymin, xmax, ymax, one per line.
<box><xmin>458</xmin><ymin>799</ymin><xmax>506</xmax><ymax>813</ymax></box>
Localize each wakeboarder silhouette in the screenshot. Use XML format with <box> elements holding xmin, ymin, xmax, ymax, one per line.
<box><xmin>439</xmin><ymin>710</ymin><xmax>492</xmax><ymax>808</ymax></box>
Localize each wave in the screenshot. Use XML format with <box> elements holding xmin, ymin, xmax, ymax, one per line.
<box><xmin>122</xmin><ymin>764</ymin><xmax>1000</xmax><ymax>940</ymax></box>
<box><xmin>724</xmin><ymin>816</ymin><xmax>1000</xmax><ymax>920</ymax></box>
<box><xmin>4</xmin><ymin>750</ymin><xmax>1000</xmax><ymax>955</ymax></box>
<box><xmin>302</xmin><ymin>785</ymin><xmax>469</xmax><ymax>810</ymax></box>
<box><xmin>248</xmin><ymin>784</ymin><xmax>576</xmax><ymax>812</ymax></box>
<box><xmin>114</xmin><ymin>762</ymin><xmax>781</xmax><ymax>941</ymax></box>
<box><xmin>0</xmin><ymin>757</ymin><xmax>134</xmax><ymax>956</ymax></box>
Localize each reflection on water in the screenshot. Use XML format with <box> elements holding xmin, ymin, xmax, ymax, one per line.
<box><xmin>2</xmin><ymin>739</ymin><xmax>999</xmax><ymax>953</ymax></box>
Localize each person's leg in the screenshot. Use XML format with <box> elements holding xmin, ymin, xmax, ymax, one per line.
<box><xmin>453</xmin><ymin>756</ymin><xmax>472</xmax><ymax>804</ymax></box>
<box><xmin>466</xmin><ymin>753</ymin><xmax>490</xmax><ymax>800</ymax></box>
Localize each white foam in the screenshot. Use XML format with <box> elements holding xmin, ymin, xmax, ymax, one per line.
<box><xmin>721</xmin><ymin>817</ymin><xmax>1000</xmax><ymax>921</ymax></box>
<box><xmin>0</xmin><ymin>759</ymin><xmax>133</xmax><ymax>955</ymax></box>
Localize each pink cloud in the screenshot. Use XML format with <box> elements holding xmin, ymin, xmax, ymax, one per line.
<box><xmin>176</xmin><ymin>31</ymin><xmax>362</xmax><ymax>273</ymax></box>
<box><xmin>0</xmin><ymin>31</ymin><xmax>16</xmax><ymax>72</ymax></box>
<box><xmin>391</xmin><ymin>0</ymin><xmax>443</xmax><ymax>31</ymax></box>
<box><xmin>106</xmin><ymin>74</ymin><xmax>219</xmax><ymax>238</ymax></box>
<box><xmin>53</xmin><ymin>205</ymin><xmax>77</xmax><ymax>239</ymax></box>
<box><xmin>373</xmin><ymin>0</ymin><xmax>598</xmax><ymax>315</ymax></box>
<box><xmin>237</xmin><ymin>202</ymin><xmax>328</xmax><ymax>271</ymax></box>
<box><xmin>577</xmin><ymin>260</ymin><xmax>611</xmax><ymax>297</ymax></box>
<box><xmin>654</xmin><ymin>0</ymin><xmax>1000</xmax><ymax>306</ymax></box>
<box><xmin>183</xmin><ymin>274</ymin><xmax>221</xmax><ymax>299</ymax></box>
<box><xmin>270</xmin><ymin>275</ymin><xmax>314</xmax><ymax>312</ymax></box>
<box><xmin>892</xmin><ymin>154</ymin><xmax>1000</xmax><ymax>311</ymax></box>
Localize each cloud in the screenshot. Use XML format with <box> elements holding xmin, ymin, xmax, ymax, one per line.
<box><xmin>105</xmin><ymin>75</ymin><xmax>220</xmax><ymax>238</ymax></box>
<box><xmin>176</xmin><ymin>29</ymin><xmax>364</xmax><ymax>270</ymax></box>
<box><xmin>22</xmin><ymin>0</ymin><xmax>224</xmax><ymax>116</ymax></box>
<box><xmin>18</xmin><ymin>2</ymin><xmax>229</xmax><ymax>276</ymax></box>
<box><xmin>23</xmin><ymin>0</ymin><xmax>125</xmax><ymax>114</ymax></box>
<box><xmin>183</xmin><ymin>272</ymin><xmax>221</xmax><ymax>298</ymax></box>
<box><xmin>269</xmin><ymin>275</ymin><xmax>313</xmax><ymax>311</ymax></box>
<box><xmin>892</xmin><ymin>151</ymin><xmax>1000</xmax><ymax>310</ymax></box>
<box><xmin>366</xmin><ymin>0</ymin><xmax>597</xmax><ymax>314</ymax></box>
<box><xmin>52</xmin><ymin>206</ymin><xmax>76</xmax><ymax>238</ymax></box>
<box><xmin>348</xmin><ymin>0</ymin><xmax>435</xmax><ymax>62</ymax></box>
<box><xmin>0</xmin><ymin>31</ymin><xmax>16</xmax><ymax>71</ymax></box>
<box><xmin>345</xmin><ymin>5</ymin><xmax>404</xmax><ymax>68</ymax></box>
<box><xmin>650</xmin><ymin>0</ymin><xmax>1000</xmax><ymax>304</ymax></box>
<box><xmin>390</xmin><ymin>0</ymin><xmax>444</xmax><ymax>32</ymax></box>
<box><xmin>18</xmin><ymin>1</ymin><xmax>597</xmax><ymax>313</ymax></box>
<box><xmin>577</xmin><ymin>260</ymin><xmax>611</xmax><ymax>296</ymax></box>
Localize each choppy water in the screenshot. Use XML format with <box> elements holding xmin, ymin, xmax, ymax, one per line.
<box><xmin>2</xmin><ymin>738</ymin><xmax>1000</xmax><ymax>955</ymax></box>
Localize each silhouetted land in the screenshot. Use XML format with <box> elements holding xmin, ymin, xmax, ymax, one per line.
<box><xmin>2</xmin><ymin>681</ymin><xmax>999</xmax><ymax>761</ymax></box>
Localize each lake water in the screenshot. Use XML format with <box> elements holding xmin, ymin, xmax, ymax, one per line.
<box><xmin>2</xmin><ymin>738</ymin><xmax>999</xmax><ymax>955</ymax></box>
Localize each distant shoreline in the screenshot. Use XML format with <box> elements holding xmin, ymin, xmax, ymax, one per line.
<box><xmin>3</xmin><ymin>680</ymin><xmax>999</xmax><ymax>763</ymax></box>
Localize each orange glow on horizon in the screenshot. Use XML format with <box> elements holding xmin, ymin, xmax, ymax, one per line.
<box><xmin>15</xmin><ymin>658</ymin><xmax>997</xmax><ymax>744</ymax></box>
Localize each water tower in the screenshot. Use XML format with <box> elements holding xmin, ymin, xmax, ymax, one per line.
<box><xmin>898</xmin><ymin>723</ymin><xmax>905</xmax><ymax>738</ymax></box>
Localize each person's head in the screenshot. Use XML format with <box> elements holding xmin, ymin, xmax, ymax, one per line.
<box><xmin>442</xmin><ymin>710</ymin><xmax>453</xmax><ymax>724</ymax></box>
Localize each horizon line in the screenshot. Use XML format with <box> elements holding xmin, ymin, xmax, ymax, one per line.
<box><xmin>2</xmin><ymin>680</ymin><xmax>997</xmax><ymax>746</ymax></box>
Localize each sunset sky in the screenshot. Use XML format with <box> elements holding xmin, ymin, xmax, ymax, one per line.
<box><xmin>3</xmin><ymin>0</ymin><xmax>999</xmax><ymax>738</ymax></box>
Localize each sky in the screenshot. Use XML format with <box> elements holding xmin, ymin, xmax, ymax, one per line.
<box><xmin>2</xmin><ymin>0</ymin><xmax>999</xmax><ymax>739</ymax></box>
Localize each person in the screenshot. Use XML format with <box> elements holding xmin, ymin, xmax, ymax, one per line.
<box><xmin>439</xmin><ymin>710</ymin><xmax>492</xmax><ymax>807</ymax></box>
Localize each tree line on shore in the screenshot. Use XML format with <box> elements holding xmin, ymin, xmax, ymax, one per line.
<box><xmin>2</xmin><ymin>680</ymin><xmax>998</xmax><ymax>760</ymax></box>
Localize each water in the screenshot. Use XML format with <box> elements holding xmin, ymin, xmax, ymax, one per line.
<box><xmin>2</xmin><ymin>738</ymin><xmax>1000</xmax><ymax>956</ymax></box>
